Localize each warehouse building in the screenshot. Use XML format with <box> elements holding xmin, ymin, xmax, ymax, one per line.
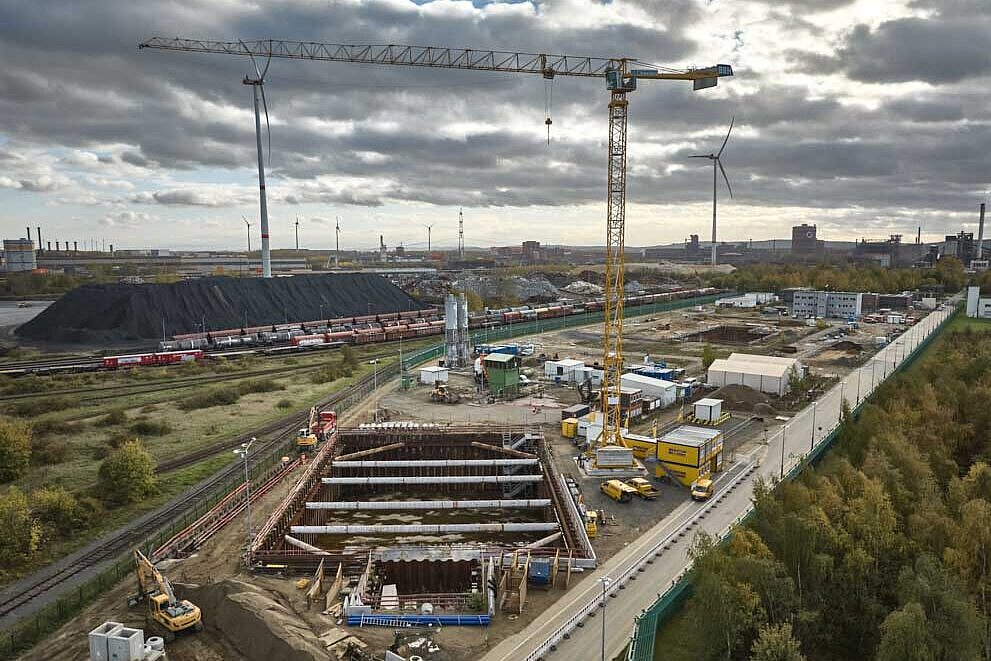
<box><xmin>706</xmin><ymin>353</ymin><xmax>803</xmax><ymax>396</ymax></box>
<box><xmin>3</xmin><ymin>238</ymin><xmax>36</xmax><ymax>272</ymax></box>
<box><xmin>791</xmin><ymin>290</ymin><xmax>863</xmax><ymax>319</ymax></box>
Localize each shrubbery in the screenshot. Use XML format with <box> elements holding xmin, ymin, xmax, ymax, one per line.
<box><xmin>97</xmin><ymin>439</ymin><xmax>157</xmax><ymax>505</ymax></box>
<box><xmin>0</xmin><ymin>417</ymin><xmax>32</xmax><ymax>481</ymax></box>
<box><xmin>177</xmin><ymin>378</ymin><xmax>285</xmax><ymax>411</ymax></box>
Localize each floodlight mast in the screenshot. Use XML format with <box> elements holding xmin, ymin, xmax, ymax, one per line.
<box><xmin>138</xmin><ymin>37</ymin><xmax>733</xmax><ymax>458</ymax></box>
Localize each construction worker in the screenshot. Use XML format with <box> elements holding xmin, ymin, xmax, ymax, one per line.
<box><xmin>300</xmin><ymin>453</ymin><xmax>308</xmax><ymax>466</ymax></box>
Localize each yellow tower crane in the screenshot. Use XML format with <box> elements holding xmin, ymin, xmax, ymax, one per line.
<box><xmin>138</xmin><ymin>38</ymin><xmax>733</xmax><ymax>461</ymax></box>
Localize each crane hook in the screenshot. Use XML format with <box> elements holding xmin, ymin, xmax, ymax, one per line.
<box><xmin>544</xmin><ymin>77</ymin><xmax>554</xmax><ymax>146</ymax></box>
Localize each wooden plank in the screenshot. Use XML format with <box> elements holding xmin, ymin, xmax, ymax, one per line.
<box><xmin>470</xmin><ymin>441</ymin><xmax>537</xmax><ymax>459</ymax></box>
<box><xmin>334</xmin><ymin>442</ymin><xmax>405</xmax><ymax>462</ymax></box>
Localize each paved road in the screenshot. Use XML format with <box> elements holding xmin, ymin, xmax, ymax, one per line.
<box><xmin>481</xmin><ymin>303</ymin><xmax>956</xmax><ymax>661</ymax></box>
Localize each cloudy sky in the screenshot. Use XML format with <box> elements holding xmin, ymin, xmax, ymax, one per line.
<box><xmin>0</xmin><ymin>0</ymin><xmax>988</xmax><ymax>251</ymax></box>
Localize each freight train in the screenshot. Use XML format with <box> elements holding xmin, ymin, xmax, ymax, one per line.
<box><xmin>102</xmin><ymin>349</ymin><xmax>204</xmax><ymax>369</ymax></box>
<box><xmin>157</xmin><ymin>288</ymin><xmax>719</xmax><ymax>352</ymax></box>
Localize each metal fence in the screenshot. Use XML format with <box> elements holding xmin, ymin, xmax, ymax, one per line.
<box><xmin>624</xmin><ymin>303</ymin><xmax>961</xmax><ymax>661</ymax></box>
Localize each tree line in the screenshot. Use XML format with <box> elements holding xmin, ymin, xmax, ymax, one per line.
<box><xmin>706</xmin><ymin>259</ymin><xmax>967</xmax><ymax>296</ymax></box>
<box><xmin>676</xmin><ymin>322</ymin><xmax>991</xmax><ymax>660</ymax></box>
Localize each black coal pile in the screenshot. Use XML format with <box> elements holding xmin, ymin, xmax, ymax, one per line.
<box><xmin>17</xmin><ymin>274</ymin><xmax>429</xmax><ymax>344</ymax></box>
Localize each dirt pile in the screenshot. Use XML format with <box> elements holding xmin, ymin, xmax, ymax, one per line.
<box><xmin>17</xmin><ymin>274</ymin><xmax>429</xmax><ymax>344</ymax></box>
<box><xmin>184</xmin><ymin>579</ymin><xmax>331</xmax><ymax>661</ymax></box>
<box><xmin>712</xmin><ymin>384</ymin><xmax>772</xmax><ymax>412</ymax></box>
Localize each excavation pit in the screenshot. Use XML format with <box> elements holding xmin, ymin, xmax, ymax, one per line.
<box><xmin>683</xmin><ymin>324</ymin><xmax>776</xmax><ymax>345</ymax></box>
<box><xmin>250</xmin><ymin>423</ymin><xmax>593</xmax><ymax>625</ymax></box>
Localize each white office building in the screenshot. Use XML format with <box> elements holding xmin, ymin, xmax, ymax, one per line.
<box><xmin>791</xmin><ymin>290</ymin><xmax>863</xmax><ymax>319</ymax></box>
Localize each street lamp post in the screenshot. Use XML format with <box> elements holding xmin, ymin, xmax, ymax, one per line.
<box><xmin>810</xmin><ymin>401</ymin><xmax>817</xmax><ymax>452</ymax></box>
<box><xmin>598</xmin><ymin>576</ymin><xmax>612</xmax><ymax>661</ymax></box>
<box><xmin>232</xmin><ymin>436</ymin><xmax>257</xmax><ymax>563</ymax></box>
<box><xmin>780</xmin><ymin>424</ymin><xmax>787</xmax><ymax>480</ymax></box>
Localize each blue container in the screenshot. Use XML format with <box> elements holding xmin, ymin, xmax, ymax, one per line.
<box><xmin>529</xmin><ymin>560</ymin><xmax>551</xmax><ymax>585</ymax></box>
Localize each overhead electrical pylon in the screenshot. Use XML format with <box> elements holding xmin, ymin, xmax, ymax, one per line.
<box><xmin>138</xmin><ymin>37</ymin><xmax>733</xmax><ymax>461</ymax></box>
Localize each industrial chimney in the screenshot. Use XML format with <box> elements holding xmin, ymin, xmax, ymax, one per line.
<box><xmin>36</xmin><ymin>227</ymin><xmax>42</xmax><ymax>252</ymax></box>
<box><xmin>46</xmin><ymin>241</ymin><xmax>51</xmax><ymax>251</ymax></box>
<box><xmin>73</xmin><ymin>241</ymin><xmax>78</xmax><ymax>252</ymax></box>
<box><xmin>978</xmin><ymin>203</ymin><xmax>986</xmax><ymax>262</ymax></box>
<box><xmin>25</xmin><ymin>227</ymin><xmax>31</xmax><ymax>244</ymax></box>
<box><xmin>55</xmin><ymin>241</ymin><xmax>60</xmax><ymax>251</ymax></box>
<box><xmin>916</xmin><ymin>227</ymin><xmax>921</xmax><ymax>245</ymax></box>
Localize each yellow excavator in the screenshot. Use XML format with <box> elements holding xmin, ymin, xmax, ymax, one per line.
<box><xmin>129</xmin><ymin>549</ymin><xmax>202</xmax><ymax>640</ymax></box>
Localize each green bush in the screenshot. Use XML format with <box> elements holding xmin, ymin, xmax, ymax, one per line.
<box><xmin>177</xmin><ymin>378</ymin><xmax>285</xmax><ymax>411</ymax></box>
<box><xmin>97</xmin><ymin>440</ymin><xmax>157</xmax><ymax>506</ymax></box>
<box><xmin>94</xmin><ymin>409</ymin><xmax>127</xmax><ymax>427</ymax></box>
<box><xmin>32</xmin><ymin>486</ymin><xmax>81</xmax><ymax>535</ymax></box>
<box><xmin>30</xmin><ymin>435</ymin><xmax>68</xmax><ymax>466</ymax></box>
<box><xmin>310</xmin><ymin>360</ymin><xmax>354</xmax><ymax>385</ymax></box>
<box><xmin>0</xmin><ymin>487</ymin><xmax>41</xmax><ymax>567</ymax></box>
<box><xmin>0</xmin><ymin>417</ymin><xmax>32</xmax><ymax>481</ymax></box>
<box><xmin>32</xmin><ymin>417</ymin><xmax>72</xmax><ymax>436</ymax></box>
<box><xmin>129</xmin><ymin>420</ymin><xmax>173</xmax><ymax>437</ymax></box>
<box><xmin>276</xmin><ymin>398</ymin><xmax>293</xmax><ymax>410</ymax></box>
<box><xmin>8</xmin><ymin>396</ymin><xmax>79</xmax><ymax>418</ymax></box>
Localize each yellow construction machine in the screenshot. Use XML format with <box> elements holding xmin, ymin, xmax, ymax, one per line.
<box><xmin>129</xmin><ymin>549</ymin><xmax>202</xmax><ymax>640</ymax></box>
<box><xmin>430</xmin><ymin>383</ymin><xmax>461</xmax><ymax>404</ymax></box>
<box><xmin>690</xmin><ymin>476</ymin><xmax>715</xmax><ymax>501</ymax></box>
<box><xmin>625</xmin><ymin>477</ymin><xmax>659</xmax><ymax>500</ymax></box>
<box><xmin>600</xmin><ymin>479</ymin><xmax>637</xmax><ymax>503</ymax></box>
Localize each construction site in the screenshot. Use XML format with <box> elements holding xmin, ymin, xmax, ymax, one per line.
<box><xmin>0</xmin><ymin>30</ymin><xmax>945</xmax><ymax>661</ymax></box>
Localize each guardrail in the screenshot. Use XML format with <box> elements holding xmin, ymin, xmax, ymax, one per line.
<box><xmin>624</xmin><ymin>303</ymin><xmax>961</xmax><ymax>661</ymax></box>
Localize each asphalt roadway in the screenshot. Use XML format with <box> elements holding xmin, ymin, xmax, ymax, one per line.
<box><xmin>481</xmin><ymin>303</ymin><xmax>956</xmax><ymax>661</ymax></box>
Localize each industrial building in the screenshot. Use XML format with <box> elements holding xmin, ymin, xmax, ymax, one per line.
<box><xmin>791</xmin><ymin>224</ymin><xmax>822</xmax><ymax>257</ymax></box>
<box><xmin>2</xmin><ymin>238</ymin><xmax>37</xmax><ymax>272</ymax></box>
<box><xmin>706</xmin><ymin>353</ymin><xmax>803</xmax><ymax>396</ymax></box>
<box><xmin>654</xmin><ymin>426</ymin><xmax>723</xmax><ymax>486</ymax></box>
<box><xmin>791</xmin><ymin>290</ymin><xmax>863</xmax><ymax>319</ymax></box>
<box><xmin>715</xmin><ymin>292</ymin><xmax>777</xmax><ymax>308</ymax></box>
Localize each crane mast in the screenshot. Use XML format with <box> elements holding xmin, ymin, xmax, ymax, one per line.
<box><xmin>139</xmin><ymin>37</ymin><xmax>732</xmax><ymax>462</ymax></box>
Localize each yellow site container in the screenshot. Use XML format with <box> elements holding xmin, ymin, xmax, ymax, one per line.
<box><xmin>561</xmin><ymin>418</ymin><xmax>578</xmax><ymax>439</ymax></box>
<box><xmin>655</xmin><ymin>425</ymin><xmax>724</xmax><ymax>487</ymax></box>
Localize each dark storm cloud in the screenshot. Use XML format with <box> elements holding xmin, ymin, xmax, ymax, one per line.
<box><xmin>0</xmin><ymin>0</ymin><xmax>989</xmax><ymax>230</ymax></box>
<box><xmin>807</xmin><ymin>13</ymin><xmax>991</xmax><ymax>84</ymax></box>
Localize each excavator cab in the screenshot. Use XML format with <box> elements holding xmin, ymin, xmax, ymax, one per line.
<box><xmin>296</xmin><ymin>427</ymin><xmax>318</xmax><ymax>450</ymax></box>
<box><xmin>131</xmin><ymin>550</ymin><xmax>202</xmax><ymax>640</ymax></box>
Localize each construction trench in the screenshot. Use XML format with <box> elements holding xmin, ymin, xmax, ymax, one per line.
<box><xmin>249</xmin><ymin>423</ymin><xmax>594</xmax><ymax>627</ymax></box>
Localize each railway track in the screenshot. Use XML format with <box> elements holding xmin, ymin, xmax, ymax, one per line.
<box><xmin>0</xmin><ymin>363</ymin><xmax>399</xmax><ymax>628</ymax></box>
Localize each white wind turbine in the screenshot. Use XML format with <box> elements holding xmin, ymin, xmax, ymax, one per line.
<box><xmin>689</xmin><ymin>117</ymin><xmax>735</xmax><ymax>266</ymax></box>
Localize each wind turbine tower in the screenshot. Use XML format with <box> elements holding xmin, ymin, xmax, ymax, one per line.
<box><xmin>689</xmin><ymin>117</ymin><xmax>735</xmax><ymax>266</ymax></box>
<box><xmin>335</xmin><ymin>217</ymin><xmax>341</xmax><ymax>268</ymax></box>
<box><xmin>241</xmin><ymin>215</ymin><xmax>252</xmax><ymax>253</ymax></box>
<box><xmin>424</xmin><ymin>224</ymin><xmax>434</xmax><ymax>252</ymax></box>
<box><xmin>295</xmin><ymin>216</ymin><xmax>300</xmax><ymax>250</ymax></box>
<box><xmin>242</xmin><ymin>45</ymin><xmax>274</xmax><ymax>277</ymax></box>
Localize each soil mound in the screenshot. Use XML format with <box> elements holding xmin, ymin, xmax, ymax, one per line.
<box><xmin>712</xmin><ymin>384</ymin><xmax>771</xmax><ymax>412</ymax></box>
<box><xmin>17</xmin><ymin>274</ymin><xmax>428</xmax><ymax>344</ymax></box>
<box><xmin>184</xmin><ymin>580</ymin><xmax>331</xmax><ymax>661</ymax></box>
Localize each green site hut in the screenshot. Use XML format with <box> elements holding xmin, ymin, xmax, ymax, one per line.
<box><xmin>484</xmin><ymin>352</ymin><xmax>521</xmax><ymax>396</ymax></box>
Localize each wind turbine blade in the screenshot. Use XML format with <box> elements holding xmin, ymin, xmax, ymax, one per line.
<box><xmin>688</xmin><ymin>155</ymin><xmax>712</xmax><ymax>159</ymax></box>
<box><xmin>240</xmin><ymin>40</ymin><xmax>262</xmax><ymax>80</ymax></box>
<box><xmin>717</xmin><ymin>116</ymin><xmax>735</xmax><ymax>158</ymax></box>
<box><xmin>718</xmin><ymin>159</ymin><xmax>733</xmax><ymax>198</ymax></box>
<box><xmin>260</xmin><ymin>41</ymin><xmax>273</xmax><ymax>79</ymax></box>
<box><xmin>259</xmin><ymin>84</ymin><xmax>272</xmax><ymax>162</ymax></box>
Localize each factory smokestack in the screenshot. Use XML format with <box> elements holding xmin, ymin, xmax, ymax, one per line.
<box><xmin>109</xmin><ymin>244</ymin><xmax>113</xmax><ymax>254</ymax></box>
<box><xmin>46</xmin><ymin>241</ymin><xmax>51</xmax><ymax>251</ymax></box>
<box><xmin>978</xmin><ymin>203</ymin><xmax>986</xmax><ymax>262</ymax></box>
<box><xmin>25</xmin><ymin>227</ymin><xmax>31</xmax><ymax>244</ymax></box>
<box><xmin>916</xmin><ymin>226</ymin><xmax>921</xmax><ymax>245</ymax></box>
<box><xmin>73</xmin><ymin>241</ymin><xmax>78</xmax><ymax>252</ymax></box>
<box><xmin>36</xmin><ymin>227</ymin><xmax>42</xmax><ymax>252</ymax></box>
<box><xmin>55</xmin><ymin>241</ymin><xmax>60</xmax><ymax>251</ymax></box>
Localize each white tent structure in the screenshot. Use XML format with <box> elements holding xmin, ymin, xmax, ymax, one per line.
<box><xmin>707</xmin><ymin>354</ymin><xmax>803</xmax><ymax>396</ymax></box>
